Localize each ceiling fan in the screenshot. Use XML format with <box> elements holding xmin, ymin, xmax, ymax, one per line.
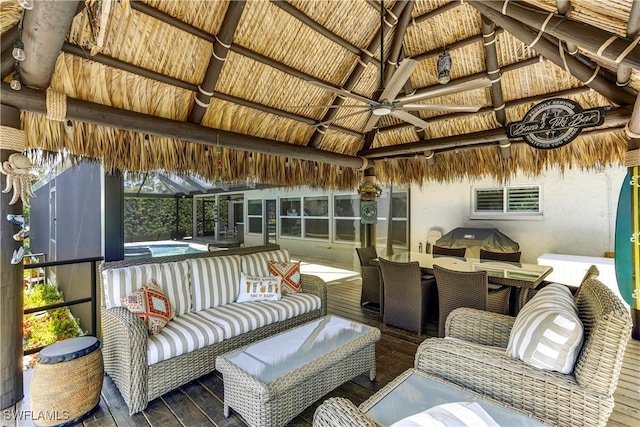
<box><xmin>291</xmin><ymin>1</ymin><xmax>485</xmax><ymax>133</ymax></box>
<box><xmin>305</xmin><ymin>61</ymin><xmax>487</xmax><ymax>132</ymax></box>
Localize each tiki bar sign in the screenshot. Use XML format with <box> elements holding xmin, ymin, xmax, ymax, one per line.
<box><xmin>506</xmin><ymin>98</ymin><xmax>608</xmax><ymax>149</ymax></box>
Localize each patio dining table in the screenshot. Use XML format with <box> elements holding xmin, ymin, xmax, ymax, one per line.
<box><xmin>378</xmin><ymin>252</ymin><xmax>553</xmax><ymax>314</ymax></box>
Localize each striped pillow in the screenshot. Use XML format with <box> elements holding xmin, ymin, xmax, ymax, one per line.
<box><xmin>158</xmin><ymin>261</ymin><xmax>191</xmax><ymax>316</ymax></box>
<box><xmin>189</xmin><ymin>255</ymin><xmax>241</xmax><ymax>311</ymax></box>
<box><xmin>240</xmin><ymin>249</ymin><xmax>290</xmax><ymax>277</ymax></box>
<box><xmin>507</xmin><ymin>283</ymin><xmax>583</xmax><ymax>374</ymax></box>
<box><xmin>390</xmin><ymin>402</ymin><xmax>498</xmax><ymax>427</ymax></box>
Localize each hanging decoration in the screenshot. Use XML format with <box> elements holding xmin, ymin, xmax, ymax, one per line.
<box><xmin>0</xmin><ymin>153</ymin><xmax>35</xmax><ymax>207</ymax></box>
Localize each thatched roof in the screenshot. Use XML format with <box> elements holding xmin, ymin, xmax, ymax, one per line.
<box><xmin>1</xmin><ymin>0</ymin><xmax>639</xmax><ymax>190</ymax></box>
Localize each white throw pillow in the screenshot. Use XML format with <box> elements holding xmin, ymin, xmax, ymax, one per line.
<box><xmin>236</xmin><ymin>272</ymin><xmax>282</xmax><ymax>303</ymax></box>
<box><xmin>507</xmin><ymin>283</ymin><xmax>583</xmax><ymax>374</ymax></box>
<box><xmin>390</xmin><ymin>402</ymin><xmax>499</xmax><ymax>427</ymax></box>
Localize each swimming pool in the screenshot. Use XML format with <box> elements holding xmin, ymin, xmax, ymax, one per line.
<box><xmin>124</xmin><ymin>242</ymin><xmax>207</xmax><ymax>259</ymax></box>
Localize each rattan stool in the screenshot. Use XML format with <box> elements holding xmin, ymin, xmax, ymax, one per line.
<box><xmin>31</xmin><ymin>336</ymin><xmax>103</xmax><ymax>426</ymax></box>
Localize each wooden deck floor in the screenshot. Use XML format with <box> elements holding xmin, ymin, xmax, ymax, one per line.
<box><xmin>7</xmin><ymin>259</ymin><xmax>640</xmax><ymax>427</ymax></box>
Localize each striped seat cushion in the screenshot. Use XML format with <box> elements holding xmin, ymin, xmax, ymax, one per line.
<box><xmin>196</xmin><ymin>302</ymin><xmax>281</xmax><ymax>339</ymax></box>
<box><xmin>240</xmin><ymin>249</ymin><xmax>290</xmax><ymax>277</ymax></box>
<box><xmin>147</xmin><ymin>313</ymin><xmax>225</xmax><ymax>365</ymax></box>
<box><xmin>390</xmin><ymin>402</ymin><xmax>499</xmax><ymax>427</ymax></box>
<box><xmin>264</xmin><ymin>293</ymin><xmax>322</xmax><ymax>321</ymax></box>
<box><xmin>102</xmin><ymin>263</ymin><xmax>163</xmax><ymax>309</ymax></box>
<box><xmin>190</xmin><ymin>255</ymin><xmax>241</xmax><ymax>311</ymax></box>
<box><xmin>507</xmin><ymin>283</ymin><xmax>583</xmax><ymax>374</ymax></box>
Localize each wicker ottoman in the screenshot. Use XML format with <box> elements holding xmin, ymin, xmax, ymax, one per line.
<box><xmin>30</xmin><ymin>336</ymin><xmax>104</xmax><ymax>426</ymax></box>
<box><xmin>216</xmin><ymin>315</ymin><xmax>381</xmax><ymax>427</ymax></box>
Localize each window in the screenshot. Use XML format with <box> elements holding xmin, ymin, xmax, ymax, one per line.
<box><xmin>303</xmin><ymin>196</ymin><xmax>329</xmax><ymax>240</ymax></box>
<box><xmin>280</xmin><ymin>197</ymin><xmax>301</xmax><ymax>237</ymax></box>
<box><xmin>247</xmin><ymin>199</ymin><xmax>262</xmax><ymax>234</ymax></box>
<box><xmin>333</xmin><ymin>194</ymin><xmax>362</xmax><ymax>242</ymax></box>
<box><xmin>472</xmin><ymin>185</ymin><xmax>541</xmax><ymax>218</ymax></box>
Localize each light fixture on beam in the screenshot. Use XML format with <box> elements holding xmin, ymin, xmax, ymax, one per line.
<box><xmin>18</xmin><ymin>0</ymin><xmax>34</xmax><ymax>10</ymax></box>
<box><xmin>12</xmin><ymin>9</ymin><xmax>26</xmax><ymax>61</ymax></box>
<box><xmin>437</xmin><ymin>49</ymin><xmax>451</xmax><ymax>84</ymax></box>
<box><xmin>424</xmin><ymin>150</ymin><xmax>435</xmax><ymax>166</ymax></box>
<box><xmin>10</xmin><ymin>64</ymin><xmax>22</xmax><ymax>91</ymax></box>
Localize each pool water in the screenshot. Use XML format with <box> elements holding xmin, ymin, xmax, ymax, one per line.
<box><xmin>124</xmin><ymin>243</ymin><xmax>207</xmax><ymax>259</ymax></box>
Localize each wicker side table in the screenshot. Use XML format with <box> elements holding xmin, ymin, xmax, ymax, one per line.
<box><xmin>30</xmin><ymin>336</ymin><xmax>104</xmax><ymax>427</ymax></box>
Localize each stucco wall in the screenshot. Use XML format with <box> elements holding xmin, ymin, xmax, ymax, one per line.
<box><xmin>410</xmin><ymin>165</ymin><xmax>626</xmax><ymax>264</ymax></box>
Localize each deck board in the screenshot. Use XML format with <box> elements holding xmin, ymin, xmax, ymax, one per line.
<box><xmin>10</xmin><ymin>257</ymin><xmax>640</xmax><ymax>427</ymax></box>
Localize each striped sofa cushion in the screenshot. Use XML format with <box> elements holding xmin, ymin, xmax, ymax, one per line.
<box><xmin>241</xmin><ymin>249</ymin><xmax>290</xmax><ymax>277</ymax></box>
<box><xmin>190</xmin><ymin>255</ymin><xmax>241</xmax><ymax>311</ymax></box>
<box><xmin>102</xmin><ymin>263</ymin><xmax>163</xmax><ymax>309</ymax></box>
<box><xmin>265</xmin><ymin>293</ymin><xmax>322</xmax><ymax>321</ymax></box>
<box><xmin>196</xmin><ymin>302</ymin><xmax>281</xmax><ymax>339</ymax></box>
<box><xmin>158</xmin><ymin>261</ymin><xmax>191</xmax><ymax>316</ymax></box>
<box><xmin>507</xmin><ymin>283</ymin><xmax>583</xmax><ymax>374</ymax></box>
<box><xmin>147</xmin><ymin>312</ymin><xmax>225</xmax><ymax>365</ymax></box>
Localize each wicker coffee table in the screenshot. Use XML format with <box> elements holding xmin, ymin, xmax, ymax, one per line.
<box><xmin>216</xmin><ymin>315</ymin><xmax>381</xmax><ymax>427</ymax></box>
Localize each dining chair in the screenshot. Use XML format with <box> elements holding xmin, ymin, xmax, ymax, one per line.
<box><xmin>356</xmin><ymin>247</ymin><xmax>382</xmax><ymax>310</ymax></box>
<box><xmin>479</xmin><ymin>249</ymin><xmax>519</xmax><ymax>315</ymax></box>
<box><xmin>433</xmin><ymin>265</ymin><xmax>488</xmax><ymax>338</ymax></box>
<box><xmin>378</xmin><ymin>257</ymin><xmax>434</xmax><ymax>335</ymax></box>
<box><xmin>432</xmin><ymin>245</ymin><xmax>466</xmax><ymax>257</ymax></box>
<box><xmin>479</xmin><ymin>248</ymin><xmax>522</xmax><ymax>262</ymax></box>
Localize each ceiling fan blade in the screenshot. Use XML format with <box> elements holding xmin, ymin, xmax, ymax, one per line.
<box><xmin>395</xmin><ymin>78</ymin><xmax>491</xmax><ymax>104</ymax></box>
<box><xmin>306</xmin><ymin>81</ymin><xmax>373</xmax><ymax>105</ymax></box>
<box><xmin>314</xmin><ymin>110</ymin><xmax>370</xmax><ymax>128</ymax></box>
<box><xmin>391</xmin><ymin>110</ymin><xmax>431</xmax><ymax>130</ymax></box>
<box><xmin>287</xmin><ymin>105</ymin><xmax>371</xmax><ymax>109</ymax></box>
<box><xmin>397</xmin><ymin>103</ymin><xmax>482</xmax><ymax>112</ymax></box>
<box><xmin>363</xmin><ymin>114</ymin><xmax>380</xmax><ymax>133</ymax></box>
<box><xmin>378</xmin><ymin>58</ymin><xmax>418</xmax><ymax>102</ymax></box>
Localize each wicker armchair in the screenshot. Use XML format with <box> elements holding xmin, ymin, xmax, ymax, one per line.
<box><xmin>432</xmin><ymin>265</ymin><xmax>488</xmax><ymax>337</ymax></box>
<box><xmin>378</xmin><ymin>257</ymin><xmax>434</xmax><ymax>335</ymax></box>
<box><xmin>478</xmin><ymin>249</ymin><xmax>521</xmax><ymax>315</ymax></box>
<box><xmin>415</xmin><ymin>278</ymin><xmax>632</xmax><ymax>427</ymax></box>
<box><xmin>356</xmin><ymin>247</ymin><xmax>382</xmax><ymax>310</ymax></box>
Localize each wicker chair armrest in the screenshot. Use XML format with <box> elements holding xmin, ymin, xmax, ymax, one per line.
<box><xmin>101</xmin><ymin>307</ymin><xmax>150</xmax><ymax>414</ymax></box>
<box><xmin>301</xmin><ymin>274</ymin><xmax>327</xmax><ymax>316</ymax></box>
<box><xmin>313</xmin><ymin>397</ymin><xmax>378</xmax><ymax>427</ymax></box>
<box><xmin>446</xmin><ymin>307</ymin><xmax>514</xmax><ymax>347</ymax></box>
<box><xmin>415</xmin><ymin>338</ymin><xmax>612</xmax><ymax>427</ymax></box>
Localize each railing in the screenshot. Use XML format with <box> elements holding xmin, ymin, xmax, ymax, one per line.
<box><xmin>23</xmin><ymin>256</ymin><xmax>104</xmax><ymax>355</ymax></box>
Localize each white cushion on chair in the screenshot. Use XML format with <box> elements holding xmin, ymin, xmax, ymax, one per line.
<box><xmin>507</xmin><ymin>283</ymin><xmax>583</xmax><ymax>374</ymax></box>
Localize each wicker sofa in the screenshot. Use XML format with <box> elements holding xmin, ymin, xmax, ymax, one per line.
<box><xmin>415</xmin><ymin>277</ymin><xmax>632</xmax><ymax>427</ymax></box>
<box><xmin>99</xmin><ymin>244</ymin><xmax>327</xmax><ymax>415</ymax></box>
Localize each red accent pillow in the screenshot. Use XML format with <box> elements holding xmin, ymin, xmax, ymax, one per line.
<box><xmin>122</xmin><ymin>279</ymin><xmax>174</xmax><ymax>335</ymax></box>
<box><xmin>269</xmin><ymin>261</ymin><xmax>302</xmax><ymax>294</ymax></box>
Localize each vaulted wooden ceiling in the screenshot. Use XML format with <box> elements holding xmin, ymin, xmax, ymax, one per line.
<box><xmin>1</xmin><ymin>0</ymin><xmax>639</xmax><ymax>189</ymax></box>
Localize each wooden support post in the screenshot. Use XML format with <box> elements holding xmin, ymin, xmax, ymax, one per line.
<box><xmin>0</xmin><ymin>104</ymin><xmax>24</xmax><ymax>410</ymax></box>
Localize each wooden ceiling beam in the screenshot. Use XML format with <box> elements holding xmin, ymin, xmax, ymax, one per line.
<box><xmin>411</xmin><ymin>28</ymin><xmax>504</xmax><ymax>62</ymax></box>
<box><xmin>476</xmin><ymin>1</ymin><xmax>640</xmax><ymax>70</ymax></box>
<box><xmin>481</xmin><ymin>15</ymin><xmax>509</xmax><ymax>158</ymax></box>
<box><xmin>270</xmin><ymin>0</ymin><xmax>381</xmax><ymax>69</ymax></box>
<box><xmin>556</xmin><ymin>1</ymin><xmax>578</xmax><ymax>55</ymax></box>
<box><xmin>470</xmin><ymin>1</ymin><xmax>637</xmax><ymax>107</ymax></box>
<box><xmin>306</xmin><ymin>1</ymin><xmax>408</xmax><ymax>148</ymax></box>
<box><xmin>412</xmin><ymin>0</ymin><xmax>462</xmax><ymax>26</ymax></box>
<box><xmin>362</xmin><ymin>106</ymin><xmax>632</xmax><ymax>159</ymax></box>
<box><xmin>617</xmin><ymin>0</ymin><xmax>640</xmax><ymax>86</ymax></box>
<box><xmin>188</xmin><ymin>1</ymin><xmax>246</xmax><ymax>124</ymax></box>
<box><xmin>19</xmin><ymin>0</ymin><xmax>81</xmax><ymax>88</ymax></box>
<box><xmin>61</xmin><ymin>42</ymin><xmax>361</xmax><ymax>138</ymax></box>
<box><xmin>1</xmin><ymin>82</ymin><xmax>366</xmax><ymax>169</ymax></box>
<box><xmin>384</xmin><ymin>0</ymin><xmax>414</xmax><ymax>86</ymax></box>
